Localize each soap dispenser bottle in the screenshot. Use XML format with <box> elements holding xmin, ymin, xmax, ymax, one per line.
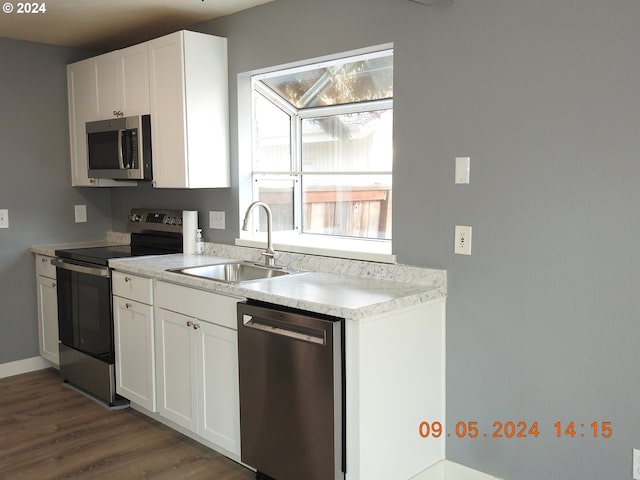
<box><xmin>195</xmin><ymin>229</ymin><xmax>204</xmax><ymax>254</ymax></box>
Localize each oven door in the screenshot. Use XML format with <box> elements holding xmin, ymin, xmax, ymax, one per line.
<box><xmin>53</xmin><ymin>258</ymin><xmax>114</xmax><ymax>362</ymax></box>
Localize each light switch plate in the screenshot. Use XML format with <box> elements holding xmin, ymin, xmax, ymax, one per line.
<box><xmin>455</xmin><ymin>157</ymin><xmax>470</xmax><ymax>184</ymax></box>
<box><xmin>209</xmin><ymin>210</ymin><xmax>225</xmax><ymax>230</ymax></box>
<box><xmin>454</xmin><ymin>225</ymin><xmax>472</xmax><ymax>255</ymax></box>
<box><xmin>74</xmin><ymin>204</ymin><xmax>87</xmax><ymax>223</ymax></box>
<box><xmin>0</xmin><ymin>209</ymin><xmax>8</xmax><ymax>228</ymax></box>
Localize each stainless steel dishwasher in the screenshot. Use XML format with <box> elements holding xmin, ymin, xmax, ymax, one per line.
<box><xmin>237</xmin><ymin>301</ymin><xmax>345</xmax><ymax>480</ymax></box>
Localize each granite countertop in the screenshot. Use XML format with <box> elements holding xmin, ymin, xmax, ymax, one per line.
<box><xmin>31</xmin><ymin>234</ymin><xmax>446</xmax><ymax>320</ymax></box>
<box><xmin>108</xmin><ymin>253</ymin><xmax>446</xmax><ymax>320</ymax></box>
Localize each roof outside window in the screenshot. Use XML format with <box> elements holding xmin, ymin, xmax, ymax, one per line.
<box><xmin>258</xmin><ymin>53</ymin><xmax>393</xmax><ymax>109</ymax></box>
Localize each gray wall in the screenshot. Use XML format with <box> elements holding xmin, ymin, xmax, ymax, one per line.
<box><xmin>132</xmin><ymin>0</ymin><xmax>633</xmax><ymax>478</ymax></box>
<box><xmin>0</xmin><ymin>38</ymin><xmax>111</xmax><ymax>364</ymax></box>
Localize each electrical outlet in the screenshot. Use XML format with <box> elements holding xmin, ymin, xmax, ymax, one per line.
<box><xmin>0</xmin><ymin>209</ymin><xmax>8</xmax><ymax>228</ymax></box>
<box><xmin>633</xmin><ymin>448</ymin><xmax>640</xmax><ymax>480</ymax></box>
<box><xmin>74</xmin><ymin>204</ymin><xmax>87</xmax><ymax>223</ymax></box>
<box><xmin>209</xmin><ymin>210</ymin><xmax>225</xmax><ymax>230</ymax></box>
<box><xmin>454</xmin><ymin>225</ymin><xmax>472</xmax><ymax>255</ymax></box>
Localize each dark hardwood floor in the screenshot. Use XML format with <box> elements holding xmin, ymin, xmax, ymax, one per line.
<box><xmin>0</xmin><ymin>368</ymin><xmax>255</xmax><ymax>480</ymax></box>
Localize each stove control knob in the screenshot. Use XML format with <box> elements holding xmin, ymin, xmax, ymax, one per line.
<box><xmin>129</xmin><ymin>213</ymin><xmax>142</xmax><ymax>222</ymax></box>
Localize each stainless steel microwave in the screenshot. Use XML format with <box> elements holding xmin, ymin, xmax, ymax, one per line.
<box><xmin>86</xmin><ymin>114</ymin><xmax>152</xmax><ymax>180</ymax></box>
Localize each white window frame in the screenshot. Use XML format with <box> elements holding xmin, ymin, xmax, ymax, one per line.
<box><xmin>236</xmin><ymin>44</ymin><xmax>395</xmax><ymax>263</ymax></box>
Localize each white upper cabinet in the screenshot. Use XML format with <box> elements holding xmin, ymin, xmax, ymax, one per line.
<box><xmin>95</xmin><ymin>43</ymin><xmax>150</xmax><ymax>118</ymax></box>
<box><xmin>67</xmin><ymin>44</ymin><xmax>150</xmax><ymax>187</ymax></box>
<box><xmin>119</xmin><ymin>43</ymin><xmax>151</xmax><ymax>115</ymax></box>
<box><xmin>67</xmin><ymin>30</ymin><xmax>229</xmax><ymax>189</ymax></box>
<box><xmin>148</xmin><ymin>31</ymin><xmax>230</xmax><ymax>189</ymax></box>
<box><xmin>93</xmin><ymin>52</ymin><xmax>119</xmax><ymax>118</ymax></box>
<box><xmin>67</xmin><ymin>58</ymin><xmax>97</xmax><ymax>186</ymax></box>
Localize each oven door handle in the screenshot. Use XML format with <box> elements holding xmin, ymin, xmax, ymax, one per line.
<box><xmin>51</xmin><ymin>258</ymin><xmax>111</xmax><ymax>278</ymax></box>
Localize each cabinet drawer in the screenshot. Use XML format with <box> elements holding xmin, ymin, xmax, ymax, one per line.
<box><xmin>36</xmin><ymin>254</ymin><xmax>57</xmax><ymax>279</ymax></box>
<box><xmin>112</xmin><ymin>271</ymin><xmax>153</xmax><ymax>304</ymax></box>
<box><xmin>155</xmin><ymin>281</ymin><xmax>242</xmax><ymax>330</ymax></box>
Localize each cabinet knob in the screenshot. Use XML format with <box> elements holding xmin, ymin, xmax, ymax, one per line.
<box><xmin>113</xmin><ymin>110</ymin><xmax>124</xmax><ymax>117</ymax></box>
<box><xmin>193</xmin><ymin>323</ymin><xmax>200</xmax><ymax>330</ymax></box>
<box><xmin>187</xmin><ymin>321</ymin><xmax>193</xmax><ymax>328</ymax></box>
<box><xmin>89</xmin><ymin>178</ymin><xmax>96</xmax><ymax>184</ymax></box>
<box><xmin>124</xmin><ymin>276</ymin><xmax>131</xmax><ymax>283</ymax></box>
<box><xmin>51</xmin><ymin>282</ymin><xmax>56</xmax><ymax>288</ymax></box>
<box><xmin>126</xmin><ymin>303</ymin><xmax>132</xmax><ymax>309</ymax></box>
<box><xmin>41</xmin><ymin>257</ymin><xmax>47</xmax><ymax>263</ymax></box>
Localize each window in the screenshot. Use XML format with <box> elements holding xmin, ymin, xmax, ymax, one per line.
<box><xmin>240</xmin><ymin>47</ymin><xmax>394</xmax><ymax>260</ymax></box>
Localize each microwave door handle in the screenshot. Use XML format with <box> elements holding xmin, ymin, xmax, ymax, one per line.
<box><xmin>117</xmin><ymin>129</ymin><xmax>125</xmax><ymax>169</ymax></box>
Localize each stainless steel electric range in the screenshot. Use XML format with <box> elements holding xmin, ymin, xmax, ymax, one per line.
<box><xmin>53</xmin><ymin>208</ymin><xmax>185</xmax><ymax>408</ymax></box>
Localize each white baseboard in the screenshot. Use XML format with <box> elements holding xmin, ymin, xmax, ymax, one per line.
<box><xmin>0</xmin><ymin>356</ymin><xmax>52</xmax><ymax>379</ymax></box>
<box><xmin>411</xmin><ymin>460</ymin><xmax>502</xmax><ymax>480</ymax></box>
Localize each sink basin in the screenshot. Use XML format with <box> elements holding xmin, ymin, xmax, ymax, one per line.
<box><xmin>169</xmin><ymin>261</ymin><xmax>304</xmax><ymax>284</ymax></box>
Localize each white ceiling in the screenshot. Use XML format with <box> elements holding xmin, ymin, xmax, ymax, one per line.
<box><xmin>0</xmin><ymin>0</ymin><xmax>273</xmax><ymax>51</ymax></box>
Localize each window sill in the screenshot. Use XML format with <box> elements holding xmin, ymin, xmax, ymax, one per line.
<box><xmin>236</xmin><ymin>234</ymin><xmax>396</xmax><ymax>264</ymax></box>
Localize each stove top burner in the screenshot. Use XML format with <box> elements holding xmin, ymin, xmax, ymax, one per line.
<box><xmin>55</xmin><ymin>243</ymin><xmax>180</xmax><ymax>266</ymax></box>
<box><xmin>55</xmin><ymin>209</ymin><xmax>185</xmax><ymax>266</ymax></box>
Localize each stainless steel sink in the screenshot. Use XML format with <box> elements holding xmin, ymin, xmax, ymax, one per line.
<box><xmin>169</xmin><ymin>261</ymin><xmax>304</xmax><ymax>284</ymax></box>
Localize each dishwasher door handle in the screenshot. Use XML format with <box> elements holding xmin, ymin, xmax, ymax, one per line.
<box><xmin>243</xmin><ymin>314</ymin><xmax>326</xmax><ymax>346</ymax></box>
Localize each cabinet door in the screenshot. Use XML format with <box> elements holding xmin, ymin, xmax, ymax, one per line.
<box><xmin>94</xmin><ymin>52</ymin><xmax>120</xmax><ymax>119</ymax></box>
<box><xmin>119</xmin><ymin>43</ymin><xmax>150</xmax><ymax>115</ymax></box>
<box><xmin>197</xmin><ymin>321</ymin><xmax>240</xmax><ymax>455</ymax></box>
<box><xmin>95</xmin><ymin>46</ymin><xmax>150</xmax><ymax>119</ymax></box>
<box><xmin>36</xmin><ymin>274</ymin><xmax>59</xmax><ymax>365</ymax></box>
<box><xmin>155</xmin><ymin>307</ymin><xmax>198</xmax><ymax>431</ymax></box>
<box><xmin>67</xmin><ymin>58</ymin><xmax>97</xmax><ymax>186</ymax></box>
<box><xmin>113</xmin><ymin>296</ymin><xmax>155</xmax><ymax>411</ymax></box>
<box><xmin>148</xmin><ymin>30</ymin><xmax>230</xmax><ymax>189</ymax></box>
<box><xmin>148</xmin><ymin>32</ymin><xmax>188</xmax><ymax>188</ymax></box>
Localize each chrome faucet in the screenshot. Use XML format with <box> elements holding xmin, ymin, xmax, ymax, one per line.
<box><xmin>242</xmin><ymin>201</ymin><xmax>276</xmax><ymax>267</ymax></box>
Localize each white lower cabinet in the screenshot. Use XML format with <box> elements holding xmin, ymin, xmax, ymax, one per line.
<box><xmin>112</xmin><ymin>272</ymin><xmax>156</xmax><ymax>411</ymax></box>
<box><xmin>154</xmin><ymin>307</ymin><xmax>198</xmax><ymax>431</ymax></box>
<box><xmin>35</xmin><ymin>254</ymin><xmax>59</xmax><ymax>366</ymax></box>
<box><xmin>198</xmin><ymin>319</ymin><xmax>239</xmax><ymax>452</ymax></box>
<box><xmin>155</xmin><ymin>281</ymin><xmax>242</xmax><ymax>457</ymax></box>
<box><xmin>113</xmin><ymin>296</ymin><xmax>155</xmax><ymax>411</ymax></box>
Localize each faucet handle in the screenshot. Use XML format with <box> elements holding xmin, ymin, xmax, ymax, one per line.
<box><xmin>261</xmin><ymin>250</ymin><xmax>275</xmax><ymax>267</ymax></box>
